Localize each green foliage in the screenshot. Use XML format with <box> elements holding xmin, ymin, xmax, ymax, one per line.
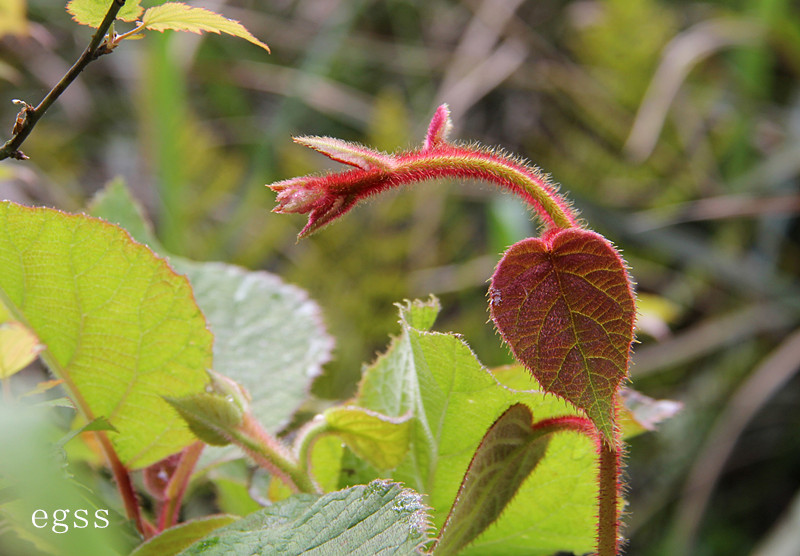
<box><xmin>351</xmin><ymin>298</ymin><xmax>599</xmax><ymax>555</ymax></box>
<box><xmin>3</xmin><ymin>0</ymin><xmax>797</xmax><ymax>553</ymax></box>
<box><xmin>322</xmin><ymin>406</ymin><xmax>412</xmax><ymax>470</ymax></box>
<box><xmin>67</xmin><ymin>0</ymin><xmax>143</xmax><ymax>27</ymax></box>
<box><xmin>66</xmin><ymin>0</ymin><xmax>269</xmax><ymax>53</ymax></box>
<box><xmin>129</xmin><ymin>516</ymin><xmax>238</xmax><ymax>556</ymax></box>
<box><xmin>433</xmin><ymin>404</ymin><xmax>553</xmax><ymax>556</ymax></box>
<box><xmin>179</xmin><ymin>480</ymin><xmax>430</xmax><ymax>555</ymax></box>
<box><xmin>89</xmin><ymin>180</ymin><xmax>334</xmax><ymax>460</ymax></box>
<box><xmin>0</xmin><ymin>201</ymin><xmax>212</xmax><ymax>469</ymax></box>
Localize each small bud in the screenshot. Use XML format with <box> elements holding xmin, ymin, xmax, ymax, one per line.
<box><xmin>207</xmin><ymin>370</ymin><xmax>251</xmax><ymax>414</ymax></box>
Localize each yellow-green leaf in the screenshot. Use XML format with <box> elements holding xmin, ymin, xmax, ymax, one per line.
<box><xmin>66</xmin><ymin>0</ymin><xmax>143</xmax><ymax>28</ymax></box>
<box><xmin>324</xmin><ymin>406</ymin><xmax>412</xmax><ymax>470</ymax></box>
<box><xmin>0</xmin><ymin>321</ymin><xmax>42</xmax><ymax>378</ymax></box>
<box><xmin>0</xmin><ymin>202</ymin><xmax>212</xmax><ymax>469</ymax></box>
<box><xmin>141</xmin><ymin>3</ymin><xmax>269</xmax><ymax>52</ymax></box>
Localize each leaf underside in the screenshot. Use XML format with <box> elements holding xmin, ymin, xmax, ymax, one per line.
<box><xmin>434</xmin><ymin>403</ymin><xmax>553</xmax><ymax>556</ymax></box>
<box><xmin>0</xmin><ymin>202</ymin><xmax>212</xmax><ymax>468</ymax></box>
<box><xmin>489</xmin><ymin>227</ymin><xmax>636</xmax><ymax>442</ymax></box>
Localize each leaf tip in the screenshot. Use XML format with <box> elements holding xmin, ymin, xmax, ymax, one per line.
<box><xmin>423</xmin><ymin>104</ymin><xmax>453</xmax><ymax>150</ymax></box>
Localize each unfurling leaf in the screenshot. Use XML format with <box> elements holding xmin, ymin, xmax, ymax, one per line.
<box><xmin>141</xmin><ymin>3</ymin><xmax>270</xmax><ymax>52</ymax></box>
<box><xmin>67</xmin><ymin>0</ymin><xmax>143</xmax><ymax>28</ymax></box>
<box><xmin>489</xmin><ymin>228</ymin><xmax>636</xmax><ymax>442</ymax></box>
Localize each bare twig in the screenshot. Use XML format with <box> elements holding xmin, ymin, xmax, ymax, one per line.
<box><xmin>0</xmin><ymin>0</ymin><xmax>128</xmax><ymax>161</ymax></box>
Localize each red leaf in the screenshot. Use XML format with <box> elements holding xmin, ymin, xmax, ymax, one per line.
<box><xmin>489</xmin><ymin>228</ymin><xmax>636</xmax><ymax>441</ymax></box>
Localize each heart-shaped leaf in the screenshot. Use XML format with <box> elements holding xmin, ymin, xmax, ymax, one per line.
<box><xmin>489</xmin><ymin>228</ymin><xmax>636</xmax><ymax>441</ymax></box>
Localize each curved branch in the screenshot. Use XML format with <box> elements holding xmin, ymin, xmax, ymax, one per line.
<box><xmin>0</xmin><ymin>0</ymin><xmax>128</xmax><ymax>161</ymax></box>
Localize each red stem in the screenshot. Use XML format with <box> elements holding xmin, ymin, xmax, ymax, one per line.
<box><xmin>531</xmin><ymin>414</ymin><xmax>622</xmax><ymax>555</ymax></box>
<box><xmin>598</xmin><ymin>438</ymin><xmax>621</xmax><ymax>556</ymax></box>
<box><xmin>530</xmin><ymin>414</ymin><xmax>596</xmax><ymax>436</ymax></box>
<box><xmin>157</xmin><ymin>441</ymin><xmax>205</xmax><ymax>531</ymax></box>
<box><xmin>94</xmin><ymin>431</ymin><xmax>152</xmax><ymax>538</ymax></box>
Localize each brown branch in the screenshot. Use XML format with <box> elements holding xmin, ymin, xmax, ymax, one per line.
<box><xmin>0</xmin><ymin>0</ymin><xmax>128</xmax><ymax>161</ymax></box>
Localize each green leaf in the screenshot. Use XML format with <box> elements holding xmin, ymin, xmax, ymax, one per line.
<box><xmin>212</xmin><ymin>477</ymin><xmax>262</xmax><ymax>517</ymax></box>
<box><xmin>130</xmin><ymin>515</ymin><xmax>238</xmax><ymax>556</ymax></box>
<box><xmin>179</xmin><ymin>480</ymin><xmax>431</xmax><ymax>555</ymax></box>
<box><xmin>356</xmin><ymin>298</ymin><xmax>599</xmax><ymax>555</ymax></box>
<box><xmin>489</xmin><ymin>228</ymin><xmax>636</xmax><ymax>442</ymax></box>
<box><xmin>0</xmin><ymin>201</ymin><xmax>212</xmax><ymax>469</ymax></box>
<box><xmin>0</xmin><ymin>320</ymin><xmax>42</xmax><ymax>378</ymax></box>
<box><xmin>434</xmin><ymin>404</ymin><xmax>553</xmax><ymax>556</ymax></box>
<box><xmin>174</xmin><ymin>262</ymin><xmax>332</xmax><ymax>434</ymax></box>
<box><xmin>141</xmin><ymin>2</ymin><xmax>270</xmax><ymax>52</ymax></box>
<box><xmin>89</xmin><ymin>177</ymin><xmax>161</xmax><ymax>249</ymax></box>
<box><xmin>89</xmin><ymin>180</ymin><xmax>333</xmax><ymax>462</ymax></box>
<box><xmin>66</xmin><ymin>0</ymin><xmax>143</xmax><ymax>27</ymax></box>
<box><xmin>323</xmin><ymin>406</ymin><xmax>412</xmax><ymax>470</ymax></box>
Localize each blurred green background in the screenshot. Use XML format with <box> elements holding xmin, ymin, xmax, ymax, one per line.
<box><xmin>2</xmin><ymin>0</ymin><xmax>800</xmax><ymax>554</ymax></box>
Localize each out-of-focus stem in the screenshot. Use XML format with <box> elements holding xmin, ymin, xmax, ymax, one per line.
<box><xmin>157</xmin><ymin>441</ymin><xmax>205</xmax><ymax>531</ymax></box>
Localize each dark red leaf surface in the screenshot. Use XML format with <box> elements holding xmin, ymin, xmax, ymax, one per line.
<box><xmin>489</xmin><ymin>228</ymin><xmax>636</xmax><ymax>441</ymax></box>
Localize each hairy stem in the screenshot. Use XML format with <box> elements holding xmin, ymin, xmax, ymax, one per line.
<box><xmin>95</xmin><ymin>430</ymin><xmax>151</xmax><ymax>537</ymax></box>
<box><xmin>532</xmin><ymin>414</ymin><xmax>622</xmax><ymax>555</ymax></box>
<box><xmin>233</xmin><ymin>414</ymin><xmax>320</xmax><ymax>494</ymax></box>
<box><xmin>598</xmin><ymin>438</ymin><xmax>621</xmax><ymax>556</ymax></box>
<box><xmin>0</xmin><ymin>0</ymin><xmax>128</xmax><ymax>161</ymax></box>
<box><xmin>293</xmin><ymin>416</ymin><xmax>329</xmax><ymax>476</ymax></box>
<box><xmin>395</xmin><ymin>150</ymin><xmax>579</xmax><ymax>230</ymax></box>
<box><xmin>530</xmin><ymin>414</ymin><xmax>597</xmax><ymax>436</ymax></box>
